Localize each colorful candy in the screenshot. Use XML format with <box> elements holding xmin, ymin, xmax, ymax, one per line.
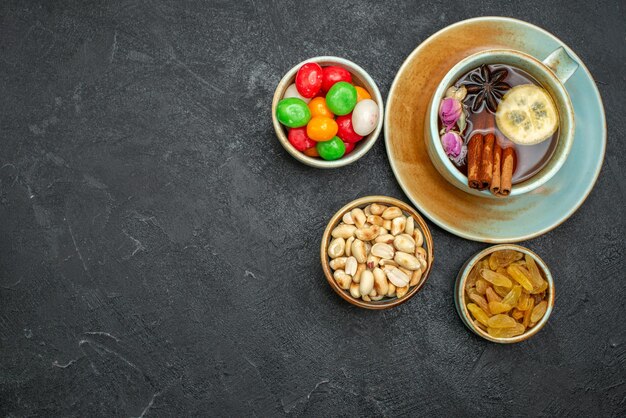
<box><xmin>307</xmin><ymin>116</ymin><xmax>338</xmax><ymax>142</ymax></box>
<box><xmin>316</xmin><ymin>136</ymin><xmax>346</xmax><ymax>160</ymax></box>
<box><xmin>326</xmin><ymin>81</ymin><xmax>357</xmax><ymax>116</ymax></box>
<box><xmin>283</xmin><ymin>83</ymin><xmax>311</xmax><ymax>104</ymax></box>
<box><xmin>303</xmin><ymin>146</ymin><xmax>320</xmax><ymax>157</ymax></box>
<box><xmin>322</xmin><ymin>66</ymin><xmax>352</xmax><ymax>92</ymax></box>
<box><xmin>295</xmin><ymin>63</ymin><xmax>323</xmax><ymax>98</ymax></box>
<box><xmin>336</xmin><ymin>114</ymin><xmax>363</xmax><ymax>143</ymax></box>
<box><xmin>355</xmin><ymin>86</ymin><xmax>371</xmax><ymax>102</ymax></box>
<box><xmin>276</xmin><ymin>98</ymin><xmax>311</xmax><ymax>128</ymax></box>
<box><xmin>308</xmin><ymin>97</ymin><xmax>334</xmax><ymax>118</ymax></box>
<box><xmin>288</xmin><ymin>127</ymin><xmax>316</xmax><ymax>151</ymax></box>
<box><xmin>352</xmin><ymin>99</ymin><xmax>379</xmax><ymax>136</ymax></box>
<box><xmin>277</xmin><ymin>62</ymin><xmax>378</xmax><ymax>161</ymax></box>
<box><xmin>344</xmin><ymin>141</ymin><xmax>356</xmax><ymax>155</ymax></box>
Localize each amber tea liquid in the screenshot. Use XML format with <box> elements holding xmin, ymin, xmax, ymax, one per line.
<box><xmin>447</xmin><ymin>64</ymin><xmax>559</xmax><ymax>184</ymax></box>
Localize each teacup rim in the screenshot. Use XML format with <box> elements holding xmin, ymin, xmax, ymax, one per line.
<box><xmin>429</xmin><ymin>48</ymin><xmax>575</xmax><ymax>197</ymax></box>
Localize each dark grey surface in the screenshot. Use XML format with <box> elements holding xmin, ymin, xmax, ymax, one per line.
<box><xmin>1</xmin><ymin>1</ymin><xmax>625</xmax><ymax>416</ymax></box>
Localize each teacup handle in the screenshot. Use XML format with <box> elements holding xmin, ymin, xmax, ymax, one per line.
<box><xmin>542</xmin><ymin>47</ymin><xmax>579</xmax><ymax>84</ymax></box>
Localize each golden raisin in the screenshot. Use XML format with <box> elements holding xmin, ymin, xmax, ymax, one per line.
<box><xmin>511</xmin><ymin>308</ymin><xmax>524</xmax><ymax>320</ymax></box>
<box><xmin>490</xmin><ymin>250</ymin><xmax>523</xmax><ymax>268</ymax></box>
<box><xmin>506</xmin><ymin>265</ymin><xmax>533</xmax><ymax>291</ymax></box>
<box><xmin>501</xmin><ymin>285</ymin><xmax>522</xmax><ymax>307</ymax></box>
<box><xmin>517</xmin><ymin>292</ymin><xmax>532</xmax><ymax>311</ymax></box>
<box><xmin>469</xmin><ymin>293</ymin><xmax>491</xmax><ymax>315</ymax></box>
<box><xmin>487</xmin><ymin>323</ymin><xmax>525</xmax><ymax>338</ymax></box>
<box><xmin>467</xmin><ymin>303</ymin><xmax>490</xmax><ymax>327</ymax></box>
<box><xmin>481</xmin><ymin>269</ymin><xmax>513</xmax><ymax>288</ymax></box>
<box><xmin>487</xmin><ymin>314</ymin><xmax>517</xmax><ymax>328</ymax></box>
<box><xmin>485</xmin><ymin>287</ymin><xmax>502</xmax><ymax>303</ymax></box>
<box><xmin>523</xmin><ymin>299</ymin><xmax>535</xmax><ymax>328</ymax></box>
<box><xmin>475</xmin><ymin>279</ymin><xmax>488</xmax><ymax>295</ymax></box>
<box><xmin>493</xmin><ymin>285</ymin><xmax>510</xmax><ymax>298</ymax></box>
<box><xmin>488</xmin><ymin>301</ymin><xmax>513</xmax><ymax>314</ymax></box>
<box><xmin>531</xmin><ymin>301</ymin><xmax>548</xmax><ymax>323</ymax></box>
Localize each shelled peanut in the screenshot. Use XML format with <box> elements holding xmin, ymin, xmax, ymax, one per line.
<box><xmin>328</xmin><ymin>203</ymin><xmax>428</xmax><ymax>302</ymax></box>
<box><xmin>465</xmin><ymin>249</ymin><xmax>550</xmax><ymax>338</ymax></box>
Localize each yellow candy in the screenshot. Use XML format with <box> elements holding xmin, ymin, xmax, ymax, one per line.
<box><xmin>303</xmin><ymin>146</ymin><xmax>319</xmax><ymax>157</ymax></box>
<box><xmin>306</xmin><ymin>116</ymin><xmax>338</xmax><ymax>142</ymax></box>
<box><xmin>308</xmin><ymin>97</ymin><xmax>334</xmax><ymax>118</ymax></box>
<box><xmin>354</xmin><ymin>86</ymin><xmax>371</xmax><ymax>102</ymax></box>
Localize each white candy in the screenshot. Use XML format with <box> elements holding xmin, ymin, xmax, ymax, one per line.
<box><xmin>283</xmin><ymin>83</ymin><xmax>311</xmax><ymax>104</ymax></box>
<box><xmin>351</xmin><ymin>99</ymin><xmax>379</xmax><ymax>136</ymax></box>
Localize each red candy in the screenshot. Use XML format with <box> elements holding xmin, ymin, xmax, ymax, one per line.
<box><xmin>322</xmin><ymin>66</ymin><xmax>352</xmax><ymax>92</ymax></box>
<box><xmin>344</xmin><ymin>141</ymin><xmax>356</xmax><ymax>155</ymax></box>
<box><xmin>288</xmin><ymin>127</ymin><xmax>316</xmax><ymax>151</ymax></box>
<box><xmin>295</xmin><ymin>63</ymin><xmax>323</xmax><ymax>98</ymax></box>
<box><xmin>336</xmin><ymin>114</ymin><xmax>364</xmax><ymax>143</ymax></box>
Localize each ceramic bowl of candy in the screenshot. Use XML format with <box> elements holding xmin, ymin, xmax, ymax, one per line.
<box><xmin>455</xmin><ymin>244</ymin><xmax>555</xmax><ymax>343</ymax></box>
<box><xmin>272</xmin><ymin>56</ymin><xmax>384</xmax><ymax>168</ymax></box>
<box><xmin>320</xmin><ymin>196</ymin><xmax>434</xmax><ymax>309</ymax></box>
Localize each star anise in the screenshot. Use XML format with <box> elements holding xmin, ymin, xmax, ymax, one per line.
<box><xmin>463</xmin><ymin>64</ymin><xmax>511</xmax><ymax>113</ymax></box>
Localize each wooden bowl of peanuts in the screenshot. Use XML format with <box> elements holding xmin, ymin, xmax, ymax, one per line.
<box><xmin>455</xmin><ymin>244</ymin><xmax>555</xmax><ymax>343</ymax></box>
<box><xmin>320</xmin><ymin>196</ymin><xmax>434</xmax><ymax>309</ymax></box>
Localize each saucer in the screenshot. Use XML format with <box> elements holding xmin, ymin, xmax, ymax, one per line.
<box><xmin>385</xmin><ymin>17</ymin><xmax>606</xmax><ymax>243</ymax></box>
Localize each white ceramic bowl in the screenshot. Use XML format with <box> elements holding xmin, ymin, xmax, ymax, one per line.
<box><xmin>272</xmin><ymin>56</ymin><xmax>384</xmax><ymax>168</ymax></box>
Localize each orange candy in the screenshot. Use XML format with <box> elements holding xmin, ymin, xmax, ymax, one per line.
<box><xmin>303</xmin><ymin>146</ymin><xmax>319</xmax><ymax>157</ymax></box>
<box><xmin>307</xmin><ymin>116</ymin><xmax>338</xmax><ymax>141</ymax></box>
<box><xmin>355</xmin><ymin>86</ymin><xmax>371</xmax><ymax>102</ymax></box>
<box><xmin>308</xmin><ymin>97</ymin><xmax>334</xmax><ymax>118</ymax></box>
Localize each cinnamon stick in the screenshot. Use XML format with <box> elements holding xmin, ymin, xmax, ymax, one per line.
<box><xmin>490</xmin><ymin>142</ymin><xmax>502</xmax><ymax>195</ymax></box>
<box><xmin>499</xmin><ymin>147</ymin><xmax>516</xmax><ymax>196</ymax></box>
<box><xmin>467</xmin><ymin>133</ymin><xmax>483</xmax><ymax>189</ymax></box>
<box><xmin>479</xmin><ymin>133</ymin><xmax>495</xmax><ymax>189</ymax></box>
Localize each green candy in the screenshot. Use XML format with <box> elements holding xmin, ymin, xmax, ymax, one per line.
<box><xmin>325</xmin><ymin>81</ymin><xmax>357</xmax><ymax>116</ymax></box>
<box><xmin>276</xmin><ymin>98</ymin><xmax>310</xmax><ymax>128</ymax></box>
<box><xmin>316</xmin><ymin>136</ymin><xmax>346</xmax><ymax>161</ymax></box>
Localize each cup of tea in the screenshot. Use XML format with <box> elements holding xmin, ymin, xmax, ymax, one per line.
<box><xmin>425</xmin><ymin>48</ymin><xmax>578</xmax><ymax>197</ymax></box>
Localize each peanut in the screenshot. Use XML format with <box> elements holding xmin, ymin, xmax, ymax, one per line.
<box><xmin>332</xmin><ymin>224</ymin><xmax>357</xmax><ymax>239</ymax></box>
<box><xmin>391</xmin><ymin>216</ymin><xmax>406</xmax><ymax>235</ymax></box>
<box><xmin>381</xmin><ymin>206</ymin><xmax>402</xmax><ymax>220</ymax></box>
<box><xmin>351</xmin><ymin>208</ymin><xmax>366</xmax><ymax>228</ymax></box>
<box><xmin>352</xmin><ymin>239</ymin><xmax>367</xmax><ymax>263</ymax></box>
<box><xmin>328</xmin><ymin>237</ymin><xmax>345</xmax><ymax>259</ymax></box>
<box><xmin>359</xmin><ymin>270</ymin><xmax>374</xmax><ymax>296</ymax></box>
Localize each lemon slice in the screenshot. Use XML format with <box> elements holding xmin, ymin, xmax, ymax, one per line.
<box><xmin>495</xmin><ymin>84</ymin><xmax>559</xmax><ymax>145</ymax></box>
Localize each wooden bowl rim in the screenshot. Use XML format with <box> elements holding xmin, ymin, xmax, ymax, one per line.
<box><xmin>320</xmin><ymin>195</ymin><xmax>435</xmax><ymax>310</ymax></box>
